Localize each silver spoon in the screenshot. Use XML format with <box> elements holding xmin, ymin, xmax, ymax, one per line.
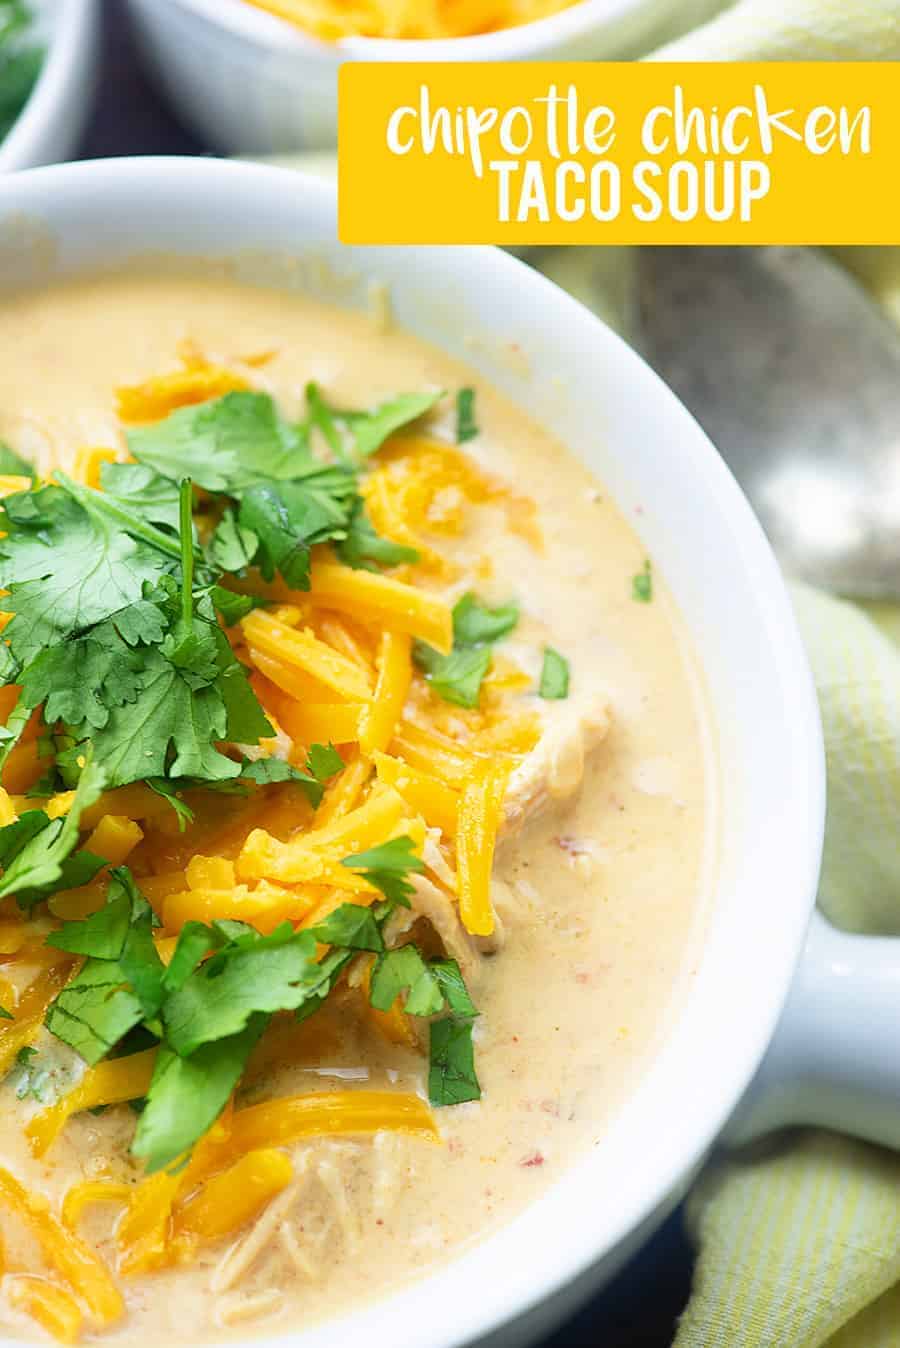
<box><xmin>635</xmin><ymin>246</ymin><xmax>900</xmax><ymax>598</ymax></box>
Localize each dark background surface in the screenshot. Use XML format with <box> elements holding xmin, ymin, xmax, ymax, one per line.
<box><xmin>75</xmin><ymin>5</ymin><xmax>697</xmax><ymax>1343</ymax></box>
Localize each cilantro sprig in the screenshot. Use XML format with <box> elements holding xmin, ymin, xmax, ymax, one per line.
<box><xmin>40</xmin><ymin>833</ymin><xmax>458</xmax><ymax>1170</ymax></box>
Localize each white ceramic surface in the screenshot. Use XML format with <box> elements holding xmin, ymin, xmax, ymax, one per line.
<box><xmin>0</xmin><ymin>157</ymin><xmax>828</xmax><ymax>1348</ymax></box>
<box><xmin>125</xmin><ymin>0</ymin><xmax>726</xmax><ymax>154</ymax></box>
<box><xmin>0</xmin><ymin>0</ymin><xmax>99</xmax><ymax>173</ymax></box>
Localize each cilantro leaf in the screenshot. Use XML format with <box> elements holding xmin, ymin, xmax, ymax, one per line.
<box><xmin>432</xmin><ymin>959</ymin><xmax>479</xmax><ymax>1018</ymax></box>
<box><xmin>46</xmin><ymin>869</ymin><xmax>164</xmax><ymax>1062</ymax></box>
<box><xmin>47</xmin><ymin>878</ymin><xmax>132</xmax><ymax>959</ymax></box>
<box><xmin>429</xmin><ymin>1017</ymin><xmax>481</xmax><ymax>1106</ymax></box>
<box><xmin>127</xmin><ymin>392</ymin><xmax>312</xmax><ymax>493</ymax></box>
<box><xmin>98</xmin><ymin>462</ymin><xmax>181</xmax><ymax>532</ymax></box>
<box><xmin>306</xmin><ymin>385</ymin><xmax>441</xmax><ymax>463</ymax></box>
<box><xmin>13</xmin><ymin>850</ymin><xmax>105</xmax><ymax>910</ymax></box>
<box><xmin>83</xmin><ymin>590</ymin><xmax>270</xmax><ymax>788</ymax></box>
<box><xmin>414</xmin><ymin>592</ymin><xmax>518</xmax><ymax>710</ymax></box>
<box><xmin>133</xmin><ymin>1016</ymin><xmax>267</xmax><ymax>1173</ymax></box>
<box><xmin>539</xmin><ymin>647</ymin><xmax>570</xmax><ymax>700</ymax></box>
<box><xmin>87</xmin><ymin>648</ymin><xmax>240</xmax><ymax>786</ymax></box>
<box><xmin>162</xmin><ymin>923</ymin><xmax>320</xmax><ymax>1057</ymax></box>
<box><xmin>336</xmin><ymin>497</ymin><xmax>419</xmax><ymax>571</ymax></box>
<box><xmin>414</xmin><ymin>644</ymin><xmax>491</xmax><ymax>710</ymax></box>
<box><xmin>0</xmin><ymin>480</ymin><xmax>177</xmax><ymax>664</ymax></box>
<box><xmin>0</xmin><ymin>441</ymin><xmax>33</xmax><ymax>478</ymax></box>
<box><xmin>146</xmin><ymin>778</ymin><xmax>195</xmax><ymax>830</ymax></box>
<box><xmin>341</xmin><ymin>835</ymin><xmax>424</xmax><ymax>908</ymax></box>
<box><xmin>306</xmin><ymin>742</ymin><xmax>344</xmax><ymax>782</ymax></box>
<box><xmin>310</xmin><ymin>902</ymin><xmax>384</xmax><ymax>953</ymax></box>
<box><xmin>348</xmin><ymin>391</ymin><xmax>442</xmax><ymax>459</ymax></box>
<box><xmin>0</xmin><ymin>752</ymin><xmax>105</xmax><ymax>901</ymax></box>
<box><xmin>208</xmin><ymin>509</ymin><xmax>257</xmax><ymax>574</ymax></box>
<box><xmin>236</xmin><ymin>474</ymin><xmax>353</xmax><ymax>590</ymax></box>
<box><xmin>456</xmin><ymin>387</ymin><xmax>478</xmax><ymax>444</ymax></box>
<box><xmin>210</xmin><ymin>585</ymin><xmax>257</xmax><ymax>628</ymax></box>
<box><xmin>46</xmin><ymin>958</ymin><xmax>147</xmax><ymax>1066</ymax></box>
<box><xmin>160</xmin><ymin>921</ymin><xmax>214</xmax><ymax>995</ymax></box>
<box><xmin>21</xmin><ymin>620</ymin><xmax>146</xmax><ymax>731</ymax></box>
<box><xmin>370</xmin><ymin>945</ymin><xmax>444</xmax><ymax>1017</ymax></box>
<box><xmin>293</xmin><ymin>948</ymin><xmax>354</xmax><ymax>1025</ymax></box>
<box><xmin>452</xmin><ymin>593</ymin><xmax>519</xmax><ymax>647</ymax></box>
<box><xmin>632</xmin><ymin>559</ymin><xmax>653</xmax><ymax>603</ymax></box>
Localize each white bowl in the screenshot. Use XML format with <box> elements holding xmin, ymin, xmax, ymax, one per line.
<box><xmin>0</xmin><ymin>157</ymin><xmax>825</xmax><ymax>1348</ymax></box>
<box><xmin>0</xmin><ymin>0</ymin><xmax>99</xmax><ymax>173</ymax></box>
<box><xmin>125</xmin><ymin>0</ymin><xmax>720</xmax><ymax>154</ymax></box>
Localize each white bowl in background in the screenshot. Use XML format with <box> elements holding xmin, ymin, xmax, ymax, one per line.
<box><xmin>0</xmin><ymin>155</ymin><xmax>838</xmax><ymax>1348</ymax></box>
<box><xmin>0</xmin><ymin>0</ymin><xmax>99</xmax><ymax>173</ymax></box>
<box><xmin>125</xmin><ymin>0</ymin><xmax>725</xmax><ymax>154</ymax></box>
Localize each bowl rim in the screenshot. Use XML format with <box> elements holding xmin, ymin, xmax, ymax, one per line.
<box><xmin>0</xmin><ymin>0</ymin><xmax>96</xmax><ymax>173</ymax></box>
<box><xmin>162</xmin><ymin>0</ymin><xmax>664</xmax><ymax>61</ymax></box>
<box><xmin>0</xmin><ymin>156</ymin><xmax>826</xmax><ymax>1348</ymax></box>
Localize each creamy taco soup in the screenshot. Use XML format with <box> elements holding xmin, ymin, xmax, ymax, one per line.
<box><xmin>0</xmin><ymin>271</ymin><xmax>713</xmax><ymax>1344</ymax></box>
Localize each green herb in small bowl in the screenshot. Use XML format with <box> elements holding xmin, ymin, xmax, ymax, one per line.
<box><xmin>0</xmin><ymin>1</ymin><xmax>43</xmax><ymax>145</ymax></box>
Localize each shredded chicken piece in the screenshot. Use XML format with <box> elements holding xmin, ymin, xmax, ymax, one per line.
<box><xmin>501</xmin><ymin>695</ymin><xmax>611</xmax><ymax>840</ymax></box>
<box><xmin>371</xmin><ymin>1131</ymin><xmax>405</xmax><ymax>1222</ymax></box>
<box><xmin>422</xmin><ymin>828</ymin><xmax>457</xmax><ymax>893</ymax></box>
<box><xmin>215</xmin><ymin>1288</ymin><xmax>284</xmax><ymax>1327</ymax></box>
<box><xmin>278</xmin><ymin>1220</ymin><xmax>318</xmax><ymax>1279</ymax></box>
<box><xmin>210</xmin><ymin>1164</ymin><xmax>309</xmax><ymax>1294</ymax></box>
<box><xmin>406</xmin><ymin>874</ymin><xmax>484</xmax><ymax>983</ymax></box>
<box><xmin>316</xmin><ymin>1154</ymin><xmax>360</xmax><ymax>1256</ymax></box>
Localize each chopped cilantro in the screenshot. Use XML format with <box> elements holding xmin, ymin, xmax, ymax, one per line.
<box><xmin>415</xmin><ymin>592</ymin><xmax>519</xmax><ymax>709</ymax></box>
<box><xmin>632</xmin><ymin>559</ymin><xmax>653</xmax><ymax>603</ymax></box>
<box><xmin>309</xmin><ymin>902</ymin><xmax>384</xmax><ymax>953</ymax></box>
<box><xmin>336</xmin><ymin>498</ymin><xmax>419</xmax><ymax>571</ymax></box>
<box><xmin>429</xmin><ymin>1017</ymin><xmax>481</xmax><ymax>1106</ymax></box>
<box><xmin>414</xmin><ymin>644</ymin><xmax>491</xmax><ymax>710</ymax></box>
<box><xmin>0</xmin><ymin>440</ymin><xmax>33</xmax><ymax>478</ymax></box>
<box><xmin>46</xmin><ymin>869</ymin><xmax>164</xmax><ymax>1064</ymax></box>
<box><xmin>452</xmin><ymin>593</ymin><xmax>519</xmax><ymax>646</ymax></box>
<box><xmin>539</xmin><ymin>647</ymin><xmax>570</xmax><ymax>701</ymax></box>
<box><xmin>0</xmin><ymin>751</ymin><xmax>106</xmax><ymax>904</ymax></box>
<box><xmin>432</xmin><ymin>959</ymin><xmax>479</xmax><ymax>1018</ymax></box>
<box><xmin>14</xmin><ymin>1046</ymin><xmax>49</xmax><ymax>1102</ymax></box>
<box><xmin>370</xmin><ymin>945</ymin><xmax>444</xmax><ymax>1017</ymax></box>
<box><xmin>133</xmin><ymin>1018</ymin><xmax>267</xmax><ymax>1174</ymax></box>
<box><xmin>456</xmin><ymin>387</ymin><xmax>479</xmax><ymax>444</ymax></box>
<box><xmin>162</xmin><ymin>923</ymin><xmax>321</xmax><ymax>1057</ymax></box>
<box><xmin>0</xmin><ymin>1004</ymin><xmax>12</xmax><ymax>1021</ymax></box>
<box><xmin>341</xmin><ymin>835</ymin><xmax>424</xmax><ymax>908</ymax></box>
<box><xmin>241</xmin><ymin>741</ymin><xmax>343</xmax><ymax>808</ymax></box>
<box><xmin>306</xmin><ymin>384</ymin><xmax>442</xmax><ymax>463</ymax></box>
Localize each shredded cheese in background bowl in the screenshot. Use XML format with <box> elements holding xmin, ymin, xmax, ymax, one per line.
<box><xmin>0</xmin><ymin>347</ymin><xmax>578</xmax><ymax>1342</ymax></box>
<box><xmin>241</xmin><ymin>0</ymin><xmax>586</xmax><ymax>41</ymax></box>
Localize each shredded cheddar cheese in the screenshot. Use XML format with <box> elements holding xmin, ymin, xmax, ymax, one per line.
<box><xmin>242</xmin><ymin>0</ymin><xmax>583</xmax><ymax>42</ymax></box>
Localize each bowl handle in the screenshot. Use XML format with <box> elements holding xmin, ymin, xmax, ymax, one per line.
<box><xmin>724</xmin><ymin>909</ymin><xmax>900</xmax><ymax>1149</ymax></box>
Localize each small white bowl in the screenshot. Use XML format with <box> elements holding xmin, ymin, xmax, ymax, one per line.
<box><xmin>126</xmin><ymin>0</ymin><xmax>706</xmax><ymax>154</ymax></box>
<box><xmin>0</xmin><ymin>0</ymin><xmax>99</xmax><ymax>174</ymax></box>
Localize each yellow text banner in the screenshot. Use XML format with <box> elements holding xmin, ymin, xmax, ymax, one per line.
<box><xmin>338</xmin><ymin>63</ymin><xmax>899</xmax><ymax>245</ymax></box>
